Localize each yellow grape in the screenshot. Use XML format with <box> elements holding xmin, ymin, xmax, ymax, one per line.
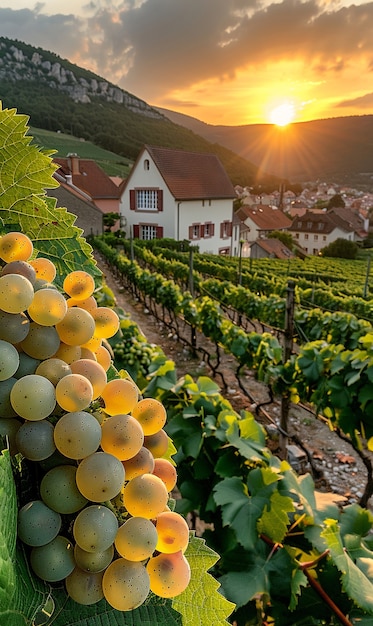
<box><xmin>70</xmin><ymin>359</ymin><xmax>107</xmax><ymax>399</ymax></box>
<box><xmin>102</xmin><ymin>558</ymin><xmax>150</xmax><ymax>611</ymax></box>
<box><xmin>94</xmin><ymin>344</ymin><xmax>112</xmax><ymax>372</ymax></box>
<box><xmin>0</xmin><ymin>273</ymin><xmax>34</xmax><ymax>313</ymax></box>
<box><xmin>80</xmin><ymin>348</ymin><xmax>97</xmax><ymax>361</ymax></box>
<box><xmin>52</xmin><ymin>342</ymin><xmax>81</xmax><ymax>364</ymax></box>
<box><xmin>35</xmin><ymin>358</ymin><xmax>72</xmax><ymax>386</ymax></box>
<box><xmin>143</xmin><ymin>429</ymin><xmax>169</xmax><ymax>458</ymax></box>
<box><xmin>131</xmin><ymin>398</ymin><xmax>167</xmax><ymax>436</ymax></box>
<box><xmin>53</xmin><ymin>411</ymin><xmax>101</xmax><ymax>459</ymax></box>
<box><xmin>152</xmin><ymin>458</ymin><xmax>177</xmax><ymax>492</ymax></box>
<box><xmin>74</xmin><ymin>543</ymin><xmax>114</xmax><ymax>573</ymax></box>
<box><xmin>75</xmin><ymin>451</ymin><xmax>125</xmax><ymax>502</ymax></box>
<box><xmin>0</xmin><ymin>232</ymin><xmax>33</xmax><ymax>262</ymax></box>
<box><xmin>29</xmin><ymin>257</ymin><xmax>57</xmax><ymax>282</ymax></box>
<box><xmin>100</xmin><ymin>378</ymin><xmax>139</xmax><ymax>416</ymax></box>
<box><xmin>115</xmin><ymin>516</ymin><xmax>158</xmax><ymax>561</ymax></box>
<box><xmin>67</xmin><ymin>295</ymin><xmax>97</xmax><ymax>313</ymax></box>
<box><xmin>0</xmin><ymin>340</ymin><xmax>19</xmax><ymax>381</ymax></box>
<box><xmin>122</xmin><ymin>473</ymin><xmax>169</xmax><ymax>519</ymax></box>
<box><xmin>55</xmin><ymin>374</ymin><xmax>93</xmax><ymax>412</ymax></box>
<box><xmin>92</xmin><ymin>307</ymin><xmax>120</xmax><ymax>339</ymax></box>
<box><xmin>40</xmin><ymin>465</ymin><xmax>88</xmax><ymax>514</ymax></box>
<box><xmin>10</xmin><ymin>374</ymin><xmax>56</xmax><ymax>420</ymax></box>
<box><xmin>100</xmin><ymin>413</ymin><xmax>144</xmax><ymax>461</ymax></box>
<box><xmin>63</xmin><ymin>271</ymin><xmax>96</xmax><ymax>300</ymax></box>
<box><xmin>73</xmin><ymin>504</ymin><xmax>118</xmax><ymax>552</ymax></box>
<box><xmin>65</xmin><ymin>567</ymin><xmax>104</xmax><ymax>605</ymax></box>
<box><xmin>122</xmin><ymin>446</ymin><xmax>155</xmax><ymax>481</ymax></box>
<box><xmin>146</xmin><ymin>550</ymin><xmax>191</xmax><ymax>598</ymax></box>
<box><xmin>30</xmin><ymin>535</ymin><xmax>75</xmax><ymax>582</ymax></box>
<box><xmin>28</xmin><ymin>288</ymin><xmax>67</xmax><ymax>326</ymax></box>
<box><xmin>155</xmin><ymin>511</ymin><xmax>189</xmax><ymax>554</ymax></box>
<box><xmin>80</xmin><ymin>334</ymin><xmax>102</xmax><ymax>353</ymax></box>
<box><xmin>55</xmin><ymin>307</ymin><xmax>95</xmax><ymax>346</ymax></box>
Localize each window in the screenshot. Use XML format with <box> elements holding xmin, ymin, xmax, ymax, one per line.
<box><xmin>295</xmin><ymin>233</ymin><xmax>299</xmax><ymax>239</ymax></box>
<box><xmin>314</xmin><ymin>234</ymin><xmax>318</xmax><ymax>241</ymax></box>
<box><xmin>220</xmin><ymin>220</ymin><xmax>232</xmax><ymax>239</ymax></box>
<box><xmin>144</xmin><ymin>159</ymin><xmax>150</xmax><ymax>171</ymax></box>
<box><xmin>323</xmin><ymin>235</ymin><xmax>327</xmax><ymax>241</ymax></box>
<box><xmin>318</xmin><ymin>222</ymin><xmax>324</xmax><ymax>230</ymax></box>
<box><xmin>203</xmin><ymin>222</ymin><xmax>214</xmax><ymax>238</ymax></box>
<box><xmin>141</xmin><ymin>225</ymin><xmax>157</xmax><ymax>240</ymax></box>
<box><xmin>307</xmin><ymin>221</ymin><xmax>313</xmax><ymax>229</ymax></box>
<box><xmin>133</xmin><ymin>224</ymin><xmax>163</xmax><ymax>239</ymax></box>
<box><xmin>130</xmin><ymin>189</ymin><xmax>163</xmax><ymax>212</ymax></box>
<box><xmin>313</xmin><ymin>248</ymin><xmax>318</xmax><ymax>255</ymax></box>
<box><xmin>189</xmin><ymin>223</ymin><xmax>201</xmax><ymax>240</ymax></box>
<box><xmin>304</xmin><ymin>234</ymin><xmax>309</xmax><ymax>240</ymax></box>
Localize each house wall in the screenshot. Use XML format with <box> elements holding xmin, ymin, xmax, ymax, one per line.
<box><xmin>179</xmin><ymin>199</ymin><xmax>233</xmax><ymax>254</ymax></box>
<box><xmin>292</xmin><ymin>226</ymin><xmax>351</xmax><ymax>255</ymax></box>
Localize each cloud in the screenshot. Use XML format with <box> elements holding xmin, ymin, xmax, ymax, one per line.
<box><xmin>337</xmin><ymin>92</ymin><xmax>373</xmax><ymax>109</ymax></box>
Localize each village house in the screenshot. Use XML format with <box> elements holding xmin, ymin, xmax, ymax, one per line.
<box><xmin>249</xmin><ymin>237</ymin><xmax>295</xmax><ymax>260</ymax></box>
<box><xmin>47</xmin><ymin>183</ymin><xmax>104</xmax><ymax>236</ymax></box>
<box><xmin>119</xmin><ymin>145</ymin><xmax>236</xmax><ymax>255</ymax></box>
<box><xmin>234</xmin><ymin>204</ymin><xmax>293</xmax><ymax>251</ymax></box>
<box><xmin>288</xmin><ymin>210</ymin><xmax>357</xmax><ymax>255</ymax></box>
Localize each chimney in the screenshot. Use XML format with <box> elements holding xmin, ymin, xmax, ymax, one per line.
<box><xmin>65</xmin><ymin>174</ymin><xmax>72</xmax><ymax>185</ymax></box>
<box><xmin>67</xmin><ymin>153</ymin><xmax>80</xmax><ymax>175</ymax></box>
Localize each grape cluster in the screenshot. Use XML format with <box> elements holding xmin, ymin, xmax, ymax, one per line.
<box><xmin>0</xmin><ymin>231</ymin><xmax>190</xmax><ymax>610</ymax></box>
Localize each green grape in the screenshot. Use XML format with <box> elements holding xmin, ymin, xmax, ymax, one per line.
<box><xmin>16</xmin><ymin>419</ymin><xmax>56</xmax><ymax>461</ymax></box>
<box><xmin>17</xmin><ymin>500</ymin><xmax>61</xmax><ymax>546</ymax></box>
<box><xmin>65</xmin><ymin>567</ymin><xmax>105</xmax><ymax>605</ymax></box>
<box><xmin>100</xmin><ymin>413</ymin><xmax>144</xmax><ymax>461</ymax></box>
<box><xmin>28</xmin><ymin>288</ymin><xmax>68</xmax><ymax>326</ymax></box>
<box><xmin>53</xmin><ymin>411</ymin><xmax>101</xmax><ymax>460</ymax></box>
<box><xmin>73</xmin><ymin>504</ymin><xmax>118</xmax><ymax>552</ymax></box>
<box><xmin>122</xmin><ymin>446</ymin><xmax>155</xmax><ymax>481</ymax></box>
<box><xmin>102</xmin><ymin>558</ymin><xmax>150</xmax><ymax>611</ymax></box>
<box><xmin>0</xmin><ymin>273</ymin><xmax>34</xmax><ymax>313</ymax></box>
<box><xmin>115</xmin><ymin>516</ymin><xmax>158</xmax><ymax>561</ymax></box>
<box><xmin>70</xmin><ymin>359</ymin><xmax>107</xmax><ymax>399</ymax></box>
<box><xmin>0</xmin><ymin>310</ymin><xmax>30</xmax><ymax>344</ymax></box>
<box><xmin>55</xmin><ymin>307</ymin><xmax>95</xmax><ymax>346</ymax></box>
<box><xmin>30</xmin><ymin>535</ymin><xmax>75</xmax><ymax>582</ymax></box>
<box><xmin>74</xmin><ymin>543</ymin><xmax>114</xmax><ymax>573</ymax></box>
<box><xmin>14</xmin><ymin>353</ymin><xmax>40</xmax><ymax>379</ymax></box>
<box><xmin>30</xmin><ymin>257</ymin><xmax>56</xmax><ymax>282</ymax></box>
<box><xmin>1</xmin><ymin>259</ymin><xmax>36</xmax><ymax>284</ymax></box>
<box><xmin>131</xmin><ymin>398</ymin><xmax>167</xmax><ymax>436</ymax></box>
<box><xmin>146</xmin><ymin>550</ymin><xmax>191</xmax><ymax>598</ymax></box>
<box><xmin>155</xmin><ymin>511</ymin><xmax>190</xmax><ymax>554</ymax></box>
<box><xmin>0</xmin><ymin>232</ymin><xmax>34</xmax><ymax>263</ymax></box>
<box><xmin>10</xmin><ymin>374</ymin><xmax>56</xmax><ymax>421</ymax></box>
<box><xmin>75</xmin><ymin>451</ymin><xmax>125</xmax><ymax>502</ymax></box>
<box><xmin>40</xmin><ymin>465</ymin><xmax>88</xmax><ymax>514</ymax></box>
<box><xmin>122</xmin><ymin>473</ymin><xmax>169</xmax><ymax>519</ymax></box>
<box><xmin>20</xmin><ymin>322</ymin><xmax>61</xmax><ymax>360</ymax></box>
<box><xmin>55</xmin><ymin>374</ymin><xmax>94</xmax><ymax>412</ymax></box>
<box><xmin>0</xmin><ymin>377</ymin><xmax>18</xmax><ymax>418</ymax></box>
<box><xmin>0</xmin><ymin>340</ymin><xmax>19</xmax><ymax>382</ymax></box>
<box><xmin>0</xmin><ymin>417</ymin><xmax>22</xmax><ymax>455</ymax></box>
<box><xmin>38</xmin><ymin>448</ymin><xmax>76</xmax><ymax>472</ymax></box>
<box><xmin>63</xmin><ymin>270</ymin><xmax>95</xmax><ymax>301</ymax></box>
<box><xmin>35</xmin><ymin>358</ymin><xmax>72</xmax><ymax>386</ymax></box>
<box><xmin>143</xmin><ymin>429</ymin><xmax>169</xmax><ymax>458</ymax></box>
<box><xmin>91</xmin><ymin>307</ymin><xmax>120</xmax><ymax>339</ymax></box>
<box><xmin>100</xmin><ymin>378</ymin><xmax>139</xmax><ymax>416</ymax></box>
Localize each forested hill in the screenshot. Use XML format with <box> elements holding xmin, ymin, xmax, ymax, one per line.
<box><xmin>0</xmin><ymin>37</ymin><xmax>282</xmax><ymax>190</ymax></box>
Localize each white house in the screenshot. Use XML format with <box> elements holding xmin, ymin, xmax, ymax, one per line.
<box><xmin>119</xmin><ymin>145</ymin><xmax>236</xmax><ymax>254</ymax></box>
<box><xmin>288</xmin><ymin>211</ymin><xmax>355</xmax><ymax>255</ymax></box>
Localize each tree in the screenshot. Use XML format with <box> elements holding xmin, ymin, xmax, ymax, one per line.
<box><xmin>103</xmin><ymin>212</ymin><xmax>120</xmax><ymax>232</ymax></box>
<box><xmin>327</xmin><ymin>193</ymin><xmax>345</xmax><ymax>210</ymax></box>
<box><xmin>268</xmin><ymin>230</ymin><xmax>294</xmax><ymax>249</ymax></box>
<box><xmin>321</xmin><ymin>237</ymin><xmax>358</xmax><ymax>259</ymax></box>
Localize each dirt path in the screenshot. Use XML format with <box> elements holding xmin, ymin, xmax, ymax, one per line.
<box><xmin>96</xmin><ymin>252</ymin><xmax>372</xmax><ymax>509</ymax></box>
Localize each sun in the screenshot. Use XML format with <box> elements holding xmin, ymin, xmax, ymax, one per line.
<box><xmin>269</xmin><ymin>102</ymin><xmax>296</xmax><ymax>126</ymax></box>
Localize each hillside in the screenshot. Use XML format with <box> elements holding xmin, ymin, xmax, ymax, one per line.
<box><xmin>157</xmin><ymin>107</ymin><xmax>373</xmax><ymax>189</ymax></box>
<box><xmin>0</xmin><ymin>37</ymin><xmax>281</xmax><ymax>190</ymax></box>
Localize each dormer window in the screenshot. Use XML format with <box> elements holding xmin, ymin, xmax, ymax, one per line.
<box><xmin>144</xmin><ymin>159</ymin><xmax>150</xmax><ymax>171</ymax></box>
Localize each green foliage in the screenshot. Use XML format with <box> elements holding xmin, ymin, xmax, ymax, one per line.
<box><xmin>321</xmin><ymin>237</ymin><xmax>358</xmax><ymax>259</ymax></box>
<box><xmin>327</xmin><ymin>193</ymin><xmax>346</xmax><ymax>210</ymax></box>
<box><xmin>268</xmin><ymin>229</ymin><xmax>294</xmax><ymax>249</ymax></box>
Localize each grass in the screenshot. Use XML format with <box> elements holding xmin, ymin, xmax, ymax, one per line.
<box><xmin>29</xmin><ymin>127</ymin><xmax>133</xmax><ymax>178</ymax></box>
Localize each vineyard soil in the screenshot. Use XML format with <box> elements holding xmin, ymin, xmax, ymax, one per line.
<box><xmin>96</xmin><ymin>254</ymin><xmax>372</xmax><ymax>511</ymax></box>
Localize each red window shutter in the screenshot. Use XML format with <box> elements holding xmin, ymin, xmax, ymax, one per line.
<box><xmin>220</xmin><ymin>223</ymin><xmax>224</xmax><ymax>237</ymax></box>
<box><xmin>130</xmin><ymin>190</ymin><xmax>136</xmax><ymax>210</ymax></box>
<box><xmin>189</xmin><ymin>225</ymin><xmax>193</xmax><ymax>239</ymax></box>
<box><xmin>157</xmin><ymin>190</ymin><xmax>163</xmax><ymax>211</ymax></box>
<box><xmin>210</xmin><ymin>223</ymin><xmax>215</xmax><ymax>236</ymax></box>
<box><xmin>133</xmin><ymin>225</ymin><xmax>140</xmax><ymax>238</ymax></box>
<box><xmin>228</xmin><ymin>221</ymin><xmax>232</xmax><ymax>236</ymax></box>
<box><xmin>156</xmin><ymin>226</ymin><xmax>163</xmax><ymax>238</ymax></box>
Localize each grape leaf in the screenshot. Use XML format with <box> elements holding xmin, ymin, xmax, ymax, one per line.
<box><xmin>257</xmin><ymin>490</ymin><xmax>295</xmax><ymax>544</ymax></box>
<box><xmin>0</xmin><ymin>103</ymin><xmax>101</xmax><ymax>284</ymax></box>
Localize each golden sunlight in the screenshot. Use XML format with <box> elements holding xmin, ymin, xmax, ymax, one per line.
<box><xmin>268</xmin><ymin>102</ymin><xmax>296</xmax><ymax>126</ymax></box>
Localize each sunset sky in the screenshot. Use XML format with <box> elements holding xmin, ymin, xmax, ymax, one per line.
<box><xmin>1</xmin><ymin>0</ymin><xmax>373</xmax><ymax>126</ymax></box>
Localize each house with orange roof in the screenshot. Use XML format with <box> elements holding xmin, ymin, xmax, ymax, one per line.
<box><xmin>235</xmin><ymin>204</ymin><xmax>293</xmax><ymax>245</ymax></box>
<box><xmin>119</xmin><ymin>145</ymin><xmax>236</xmax><ymax>254</ymax></box>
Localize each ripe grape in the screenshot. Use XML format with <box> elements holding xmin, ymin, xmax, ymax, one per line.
<box><xmin>1</xmin><ymin>259</ymin><xmax>36</xmax><ymax>284</ymax></box>
<box><xmin>0</xmin><ymin>310</ymin><xmax>30</xmax><ymax>344</ymax></box>
<box><xmin>28</xmin><ymin>288</ymin><xmax>68</xmax><ymax>326</ymax></box>
<box><xmin>143</xmin><ymin>429</ymin><xmax>169</xmax><ymax>458</ymax></box>
<box><xmin>30</xmin><ymin>535</ymin><xmax>75</xmax><ymax>582</ymax></box>
<box><xmin>131</xmin><ymin>398</ymin><xmax>167</xmax><ymax>436</ymax></box>
<box><xmin>155</xmin><ymin>511</ymin><xmax>190</xmax><ymax>554</ymax></box>
<box><xmin>74</xmin><ymin>543</ymin><xmax>114</xmax><ymax>573</ymax></box>
<box><xmin>10</xmin><ymin>374</ymin><xmax>56</xmax><ymax>420</ymax></box>
<box><xmin>152</xmin><ymin>458</ymin><xmax>177</xmax><ymax>492</ymax></box>
<box><xmin>20</xmin><ymin>322</ymin><xmax>61</xmax><ymax>360</ymax></box>
<box><xmin>73</xmin><ymin>504</ymin><xmax>118</xmax><ymax>552</ymax></box>
<box><xmin>0</xmin><ymin>273</ymin><xmax>34</xmax><ymax>314</ymax></box>
<box><xmin>65</xmin><ymin>567</ymin><xmax>104</xmax><ymax>605</ymax></box>
<box><xmin>52</xmin><ymin>342</ymin><xmax>81</xmax><ymax>364</ymax></box>
<box><xmin>0</xmin><ymin>231</ymin><xmax>33</xmax><ymax>262</ymax></box>
<box><xmin>0</xmin><ymin>340</ymin><xmax>19</xmax><ymax>381</ymax></box>
<box><xmin>146</xmin><ymin>550</ymin><xmax>191</xmax><ymax>598</ymax></box>
<box><xmin>55</xmin><ymin>374</ymin><xmax>93</xmax><ymax>412</ymax></box>
<box><xmin>122</xmin><ymin>446</ymin><xmax>155</xmax><ymax>481</ymax></box>
<box><xmin>16</xmin><ymin>419</ymin><xmax>56</xmax><ymax>461</ymax></box>
<box><xmin>29</xmin><ymin>257</ymin><xmax>57</xmax><ymax>282</ymax></box>
<box><xmin>70</xmin><ymin>359</ymin><xmax>107</xmax><ymax>399</ymax></box>
<box><xmin>35</xmin><ymin>358</ymin><xmax>72</xmax><ymax>386</ymax></box>
<box><xmin>40</xmin><ymin>465</ymin><xmax>88</xmax><ymax>514</ymax></box>
<box><xmin>53</xmin><ymin>411</ymin><xmax>101</xmax><ymax>460</ymax></box>
<box><xmin>75</xmin><ymin>451</ymin><xmax>125</xmax><ymax>502</ymax></box>
<box><xmin>63</xmin><ymin>270</ymin><xmax>95</xmax><ymax>300</ymax></box>
<box><xmin>100</xmin><ymin>378</ymin><xmax>139</xmax><ymax>416</ymax></box>
<box><xmin>115</xmin><ymin>516</ymin><xmax>158</xmax><ymax>561</ymax></box>
<box><xmin>122</xmin><ymin>473</ymin><xmax>169</xmax><ymax>519</ymax></box>
<box><xmin>15</xmin><ymin>353</ymin><xmax>40</xmax><ymax>379</ymax></box>
<box><xmin>67</xmin><ymin>295</ymin><xmax>97</xmax><ymax>313</ymax></box>
<box><xmin>100</xmin><ymin>413</ymin><xmax>144</xmax><ymax>461</ymax></box>
<box><xmin>94</xmin><ymin>344</ymin><xmax>112</xmax><ymax>371</ymax></box>
<box><xmin>55</xmin><ymin>307</ymin><xmax>95</xmax><ymax>346</ymax></box>
<box><xmin>17</xmin><ymin>500</ymin><xmax>61</xmax><ymax>546</ymax></box>
<box><xmin>91</xmin><ymin>307</ymin><xmax>120</xmax><ymax>339</ymax></box>
<box><xmin>102</xmin><ymin>558</ymin><xmax>150</xmax><ymax>611</ymax></box>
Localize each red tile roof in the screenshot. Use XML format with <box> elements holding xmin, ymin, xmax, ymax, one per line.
<box><xmin>54</xmin><ymin>156</ymin><xmax>123</xmax><ymax>200</ymax></box>
<box><xmin>143</xmin><ymin>145</ymin><xmax>236</xmax><ymax>200</ymax></box>
<box><xmin>251</xmin><ymin>238</ymin><xmax>294</xmax><ymax>259</ymax></box>
<box><xmin>236</xmin><ymin>204</ymin><xmax>292</xmax><ymax>230</ymax></box>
